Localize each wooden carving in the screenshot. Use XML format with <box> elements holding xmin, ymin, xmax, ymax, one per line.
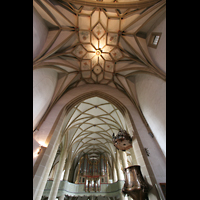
<box><xmin>122</xmin><ymin>165</ymin><xmax>150</xmax><ymax>200</ymax></box>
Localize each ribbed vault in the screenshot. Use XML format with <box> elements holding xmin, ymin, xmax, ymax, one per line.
<box><xmin>33</xmin><ymin>1</ymin><xmax>166</xmax><ymax>199</ymax></box>
<box><xmin>62</xmin><ymin>96</ymin><xmax>127</xmax><ymax>166</ymax></box>
<box><xmin>33</xmin><ymin>0</ymin><xmax>166</xmax><ymax>131</ymax></box>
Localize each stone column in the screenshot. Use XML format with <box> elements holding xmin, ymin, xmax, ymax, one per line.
<box><xmin>34</xmin><ymin>144</ymin><xmax>60</xmax><ymax>200</ymax></box>
<box><xmin>113</xmin><ymin>164</ymin><xmax>118</xmax><ymax>182</ymax></box>
<box><xmin>59</xmin><ymin>151</ymin><xmax>72</xmax><ymax>200</ymax></box>
<box><xmin>129</xmin><ymin>142</ymin><xmax>137</xmax><ymax>165</ymax></box>
<box><xmin>115</xmin><ymin>150</ymin><xmax>126</xmax><ymax>200</ymax></box>
<box><xmin>58</xmin><ymin>194</ymin><xmax>64</xmax><ymax>200</ymax></box>
<box><xmin>119</xmin><ymin>151</ymin><xmax>130</xmax><ymax>200</ymax></box>
<box><xmin>119</xmin><ymin>151</ymin><xmax>128</xmax><ymax>168</ymax></box>
<box><xmin>63</xmin><ymin>151</ymin><xmax>72</xmax><ymax>180</ymax></box>
<box><xmin>119</xmin><ymin>193</ymin><xmax>125</xmax><ymax>200</ymax></box>
<box><xmin>116</xmin><ymin>150</ymin><xmax>124</xmax><ymax>180</ymax></box>
<box><xmin>48</xmin><ymin>137</ymin><xmax>68</xmax><ymax>200</ymax></box>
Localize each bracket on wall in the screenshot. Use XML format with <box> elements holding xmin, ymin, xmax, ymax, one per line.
<box><xmin>144</xmin><ymin>148</ymin><xmax>150</xmax><ymax>156</ymax></box>
<box><xmin>148</xmin><ymin>132</ymin><xmax>154</xmax><ymax>138</ymax></box>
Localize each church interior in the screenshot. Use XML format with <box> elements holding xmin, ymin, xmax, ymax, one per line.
<box><xmin>33</xmin><ymin>0</ymin><xmax>166</xmax><ymax>199</ymax></box>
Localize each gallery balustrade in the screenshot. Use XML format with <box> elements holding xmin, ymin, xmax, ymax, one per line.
<box><xmin>43</xmin><ymin>180</ymin><xmax>124</xmax><ymax>198</ymax></box>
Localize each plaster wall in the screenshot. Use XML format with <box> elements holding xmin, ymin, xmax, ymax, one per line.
<box><xmin>33</xmin><ymin>68</ymin><xmax>57</xmax><ymax>130</ymax></box>
<box><xmin>135</xmin><ymin>74</ymin><xmax>166</xmax><ymax>158</ymax></box>
<box><xmin>147</xmin><ymin>16</ymin><xmax>166</xmax><ymax>73</ymax></box>
<box><xmin>33</xmin><ymin>7</ymin><xmax>48</xmax><ymax>60</ymax></box>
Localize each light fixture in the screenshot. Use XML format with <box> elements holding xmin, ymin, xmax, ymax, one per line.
<box><xmin>112</xmin><ymin>128</ymin><xmax>132</xmax><ymax>151</ymax></box>
<box><xmin>33</xmin><ymin>143</ymin><xmax>47</xmax><ymax>158</ymax></box>
<box><xmin>95</xmin><ymin>49</ymin><xmax>101</xmax><ymax>56</ymax></box>
<box><xmin>38</xmin><ymin>141</ymin><xmax>47</xmax><ymax>147</ymax></box>
<box><xmin>33</xmin><ymin>146</ymin><xmax>42</xmax><ymax>157</ymax></box>
<box><xmin>37</xmin><ymin>147</ymin><xmax>42</xmax><ymax>155</ymax></box>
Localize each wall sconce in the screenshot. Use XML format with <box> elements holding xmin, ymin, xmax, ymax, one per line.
<box><xmin>34</xmin><ymin>144</ymin><xmax>47</xmax><ymax>158</ymax></box>
<box><xmin>34</xmin><ymin>147</ymin><xmax>41</xmax><ymax>158</ymax></box>
<box><xmin>37</xmin><ymin>146</ymin><xmax>42</xmax><ymax>155</ymax></box>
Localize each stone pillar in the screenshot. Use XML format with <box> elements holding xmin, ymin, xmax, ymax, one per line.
<box><xmin>58</xmin><ymin>194</ymin><xmax>64</xmax><ymax>200</ymax></box>
<box><xmin>119</xmin><ymin>151</ymin><xmax>128</xmax><ymax>168</ymax></box>
<box><xmin>59</xmin><ymin>151</ymin><xmax>72</xmax><ymax>200</ymax></box>
<box><xmin>48</xmin><ymin>164</ymin><xmax>56</xmax><ymax>180</ymax></box>
<box><xmin>120</xmin><ymin>192</ymin><xmax>125</xmax><ymax>200</ymax></box>
<box><xmin>63</xmin><ymin>151</ymin><xmax>72</xmax><ymax>180</ymax></box>
<box><xmin>115</xmin><ymin>150</ymin><xmax>126</xmax><ymax>200</ymax></box>
<box><xmin>48</xmin><ymin>138</ymin><xmax>68</xmax><ymax>200</ymax></box>
<box><xmin>119</xmin><ymin>151</ymin><xmax>129</xmax><ymax>200</ymax></box>
<box><xmin>116</xmin><ymin>150</ymin><xmax>124</xmax><ymax>180</ymax></box>
<box><xmin>113</xmin><ymin>164</ymin><xmax>118</xmax><ymax>182</ymax></box>
<box><xmin>129</xmin><ymin>142</ymin><xmax>137</xmax><ymax>165</ymax></box>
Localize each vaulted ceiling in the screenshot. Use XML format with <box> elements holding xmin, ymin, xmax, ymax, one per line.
<box><xmin>66</xmin><ymin>97</ymin><xmax>123</xmax><ymax>160</ymax></box>
<box><xmin>33</xmin><ymin>0</ymin><xmax>166</xmax><ymax>130</ymax></box>
<box><xmin>60</xmin><ymin>96</ymin><xmax>133</xmax><ymax>168</ymax></box>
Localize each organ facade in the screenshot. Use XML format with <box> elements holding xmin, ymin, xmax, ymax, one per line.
<box><xmin>75</xmin><ymin>154</ymin><xmax>109</xmax><ymax>192</ymax></box>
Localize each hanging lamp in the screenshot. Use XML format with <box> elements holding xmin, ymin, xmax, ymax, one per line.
<box><xmin>112</xmin><ymin>128</ymin><xmax>132</xmax><ymax>151</ymax></box>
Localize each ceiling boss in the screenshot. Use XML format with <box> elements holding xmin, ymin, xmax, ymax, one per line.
<box><xmin>95</xmin><ymin>49</ymin><xmax>101</xmax><ymax>56</ymax></box>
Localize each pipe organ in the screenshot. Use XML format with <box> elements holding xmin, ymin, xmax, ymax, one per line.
<box><xmin>75</xmin><ymin>153</ymin><xmax>109</xmax><ymax>192</ymax></box>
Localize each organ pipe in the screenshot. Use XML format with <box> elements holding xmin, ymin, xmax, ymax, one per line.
<box><xmin>75</xmin><ymin>153</ymin><xmax>110</xmax><ymax>192</ymax></box>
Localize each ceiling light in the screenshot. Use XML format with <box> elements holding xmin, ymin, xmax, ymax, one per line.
<box><xmin>95</xmin><ymin>49</ymin><xmax>101</xmax><ymax>56</ymax></box>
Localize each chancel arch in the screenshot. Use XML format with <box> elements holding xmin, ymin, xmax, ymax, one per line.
<box><xmin>33</xmin><ymin>84</ymin><xmax>165</xmax><ymax>200</ymax></box>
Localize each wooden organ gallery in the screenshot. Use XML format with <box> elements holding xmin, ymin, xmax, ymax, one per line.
<box><xmin>75</xmin><ymin>154</ymin><xmax>110</xmax><ymax>192</ymax></box>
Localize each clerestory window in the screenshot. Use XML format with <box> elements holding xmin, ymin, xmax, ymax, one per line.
<box><xmin>148</xmin><ymin>32</ymin><xmax>162</xmax><ymax>49</ymax></box>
